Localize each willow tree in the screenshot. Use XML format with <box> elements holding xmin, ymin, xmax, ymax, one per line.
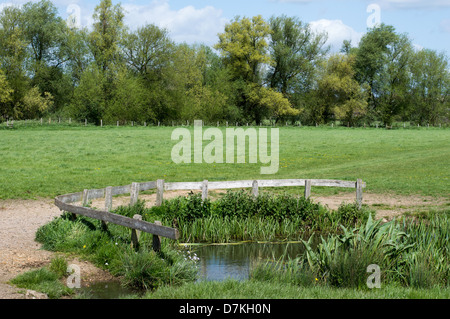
<box><xmin>267</xmin><ymin>15</ymin><xmax>328</xmax><ymax>98</ymax></box>
<box><xmin>215</xmin><ymin>15</ymin><xmax>297</xmax><ymax>124</ymax></box>
<box><xmin>316</xmin><ymin>54</ymin><xmax>368</xmax><ymax>126</ymax></box>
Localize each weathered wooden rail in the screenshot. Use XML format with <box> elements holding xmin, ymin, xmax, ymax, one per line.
<box><xmin>55</xmin><ymin>178</ymin><xmax>366</xmax><ymax>250</ymax></box>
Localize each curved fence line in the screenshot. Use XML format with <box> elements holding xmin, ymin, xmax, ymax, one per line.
<box><xmin>54</xmin><ymin>178</ymin><xmax>366</xmax><ymax>250</ymax></box>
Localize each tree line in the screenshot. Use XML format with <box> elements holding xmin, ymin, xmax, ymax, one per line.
<box><xmin>1</xmin><ymin>0</ymin><xmax>449</xmax><ymax>126</ymax></box>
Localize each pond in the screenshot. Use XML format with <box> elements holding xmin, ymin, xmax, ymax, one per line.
<box><xmin>189</xmin><ymin>241</ymin><xmax>308</xmax><ymax>282</ymax></box>
<box><xmin>80</xmin><ymin>241</ymin><xmax>310</xmax><ymax>298</ymax></box>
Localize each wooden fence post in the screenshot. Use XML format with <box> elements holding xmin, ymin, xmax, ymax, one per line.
<box><xmin>356</xmin><ymin>179</ymin><xmax>363</xmax><ymax>209</ymax></box>
<box><xmin>102</xmin><ymin>186</ymin><xmax>112</xmax><ymax>231</ymax></box>
<box><xmin>130</xmin><ymin>182</ymin><xmax>140</xmax><ymax>206</ymax></box>
<box><xmin>156</xmin><ymin>179</ymin><xmax>165</xmax><ymax>206</ymax></box>
<box><xmin>152</xmin><ymin>221</ymin><xmax>162</xmax><ymax>252</ymax></box>
<box><xmin>304</xmin><ymin>180</ymin><xmax>312</xmax><ymax>199</ymax></box>
<box><xmin>131</xmin><ymin>215</ymin><xmax>142</xmax><ymax>251</ymax></box>
<box><xmin>252</xmin><ymin>180</ymin><xmax>259</xmax><ymax>197</ymax></box>
<box><xmin>202</xmin><ymin>180</ymin><xmax>209</xmax><ymax>201</ymax></box>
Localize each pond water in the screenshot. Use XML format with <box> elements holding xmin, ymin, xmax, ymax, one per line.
<box><xmin>80</xmin><ymin>280</ymin><xmax>138</xmax><ymax>299</ymax></box>
<box><xmin>190</xmin><ymin>241</ymin><xmax>307</xmax><ymax>282</ymax></box>
<box><xmin>80</xmin><ymin>241</ymin><xmax>309</xmax><ymax>298</ymax></box>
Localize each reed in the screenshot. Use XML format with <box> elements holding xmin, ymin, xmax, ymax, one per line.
<box><xmin>141</xmin><ymin>190</ymin><xmax>374</xmax><ymax>243</ymax></box>
<box><xmin>298</xmin><ymin>212</ymin><xmax>450</xmax><ymax>288</ymax></box>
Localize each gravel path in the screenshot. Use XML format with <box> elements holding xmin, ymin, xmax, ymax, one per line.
<box><xmin>0</xmin><ymin>199</ymin><xmax>60</xmax><ymax>299</ymax></box>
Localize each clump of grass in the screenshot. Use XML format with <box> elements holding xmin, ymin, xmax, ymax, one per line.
<box><xmin>48</xmin><ymin>255</ymin><xmax>69</xmax><ymax>278</ymax></box>
<box><xmin>114</xmin><ymin>247</ymin><xmax>199</xmax><ymax>291</ymax></box>
<box><xmin>10</xmin><ymin>257</ymin><xmax>73</xmax><ymax>299</ymax></box>
<box><xmin>35</xmin><ymin>213</ymin><xmax>199</xmax><ymax>291</ymax></box>
<box><xmin>251</xmin><ymin>256</ymin><xmax>318</xmax><ymax>287</ymax></box>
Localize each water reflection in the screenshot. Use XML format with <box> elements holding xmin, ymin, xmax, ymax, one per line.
<box><xmin>80</xmin><ymin>280</ymin><xmax>138</xmax><ymax>299</ymax></box>
<box><xmin>190</xmin><ymin>242</ymin><xmax>307</xmax><ymax>282</ymax></box>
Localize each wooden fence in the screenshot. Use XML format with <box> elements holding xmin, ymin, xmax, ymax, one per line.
<box><xmin>55</xmin><ymin>178</ymin><xmax>366</xmax><ymax>251</ymax></box>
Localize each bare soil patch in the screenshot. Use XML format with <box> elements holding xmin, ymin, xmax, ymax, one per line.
<box><xmin>0</xmin><ymin>191</ymin><xmax>447</xmax><ymax>298</ymax></box>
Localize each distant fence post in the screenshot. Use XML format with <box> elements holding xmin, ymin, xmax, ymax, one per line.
<box><xmin>252</xmin><ymin>180</ymin><xmax>259</xmax><ymax>197</ymax></box>
<box><xmin>304</xmin><ymin>180</ymin><xmax>312</xmax><ymax>199</ymax></box>
<box><xmin>202</xmin><ymin>180</ymin><xmax>209</xmax><ymax>201</ymax></box>
<box><xmin>356</xmin><ymin>179</ymin><xmax>363</xmax><ymax>209</ymax></box>
<box><xmin>130</xmin><ymin>182</ymin><xmax>140</xmax><ymax>206</ymax></box>
<box><xmin>156</xmin><ymin>179</ymin><xmax>165</xmax><ymax>206</ymax></box>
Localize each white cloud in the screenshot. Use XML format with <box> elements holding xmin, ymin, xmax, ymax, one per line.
<box><xmin>273</xmin><ymin>0</ymin><xmax>450</xmax><ymax>9</ymax></box>
<box><xmin>121</xmin><ymin>0</ymin><xmax>228</xmax><ymax>45</ymax></box>
<box><xmin>309</xmin><ymin>19</ymin><xmax>364</xmax><ymax>52</ymax></box>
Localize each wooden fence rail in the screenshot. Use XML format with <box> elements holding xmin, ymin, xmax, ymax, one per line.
<box><xmin>54</xmin><ymin>178</ymin><xmax>366</xmax><ymax>251</ymax></box>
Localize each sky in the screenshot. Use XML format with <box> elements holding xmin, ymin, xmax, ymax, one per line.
<box><xmin>1</xmin><ymin>0</ymin><xmax>450</xmax><ymax>54</ymax></box>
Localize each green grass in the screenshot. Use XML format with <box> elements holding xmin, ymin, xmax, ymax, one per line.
<box><xmin>35</xmin><ymin>212</ymin><xmax>199</xmax><ymax>291</ymax></box>
<box><xmin>0</xmin><ymin>125</ymin><xmax>449</xmax><ymax>199</ymax></box>
<box><xmin>145</xmin><ymin>279</ymin><xmax>450</xmax><ymax>299</ymax></box>
<box><xmin>9</xmin><ymin>256</ymin><xmax>73</xmax><ymax>299</ymax></box>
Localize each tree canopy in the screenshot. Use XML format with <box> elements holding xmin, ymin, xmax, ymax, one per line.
<box><xmin>0</xmin><ymin>1</ymin><xmax>448</xmax><ymax>126</ymax></box>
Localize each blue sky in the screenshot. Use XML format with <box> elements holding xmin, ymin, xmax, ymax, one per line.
<box><xmin>2</xmin><ymin>0</ymin><xmax>449</xmax><ymax>54</ymax></box>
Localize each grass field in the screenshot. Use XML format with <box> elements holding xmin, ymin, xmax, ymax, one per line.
<box><xmin>0</xmin><ymin>124</ymin><xmax>448</xmax><ymax>199</ymax></box>
<box><xmin>4</xmin><ymin>123</ymin><xmax>449</xmax><ymax>300</ymax></box>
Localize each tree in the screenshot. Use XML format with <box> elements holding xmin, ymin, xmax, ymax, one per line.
<box><xmin>0</xmin><ymin>5</ymin><xmax>29</xmax><ymax>118</ymax></box>
<box><xmin>89</xmin><ymin>0</ymin><xmax>125</xmax><ymax>73</ymax></box>
<box><xmin>62</xmin><ymin>27</ymin><xmax>92</xmax><ymax>83</ymax></box>
<box><xmin>122</xmin><ymin>24</ymin><xmax>173</xmax><ymax>81</ymax></box>
<box><xmin>21</xmin><ymin>0</ymin><xmax>72</xmax><ymax>113</ymax></box>
<box><xmin>215</xmin><ymin>15</ymin><xmax>299</xmax><ymax>124</ymax></box>
<box><xmin>105</xmin><ymin>67</ymin><xmax>151</xmax><ymax>123</ymax></box>
<box><xmin>21</xmin><ymin>0</ymin><xmax>67</xmax><ymax>67</ymax></box>
<box><xmin>215</xmin><ymin>15</ymin><xmax>272</xmax><ymax>84</ymax></box>
<box><xmin>0</xmin><ymin>69</ymin><xmax>13</xmax><ymax>119</ymax></box>
<box><xmin>21</xmin><ymin>86</ymin><xmax>53</xmax><ymax>119</ymax></box>
<box><xmin>375</xmin><ymin>33</ymin><xmax>413</xmax><ymax>125</ymax></box>
<box><xmin>353</xmin><ymin>24</ymin><xmax>413</xmax><ymax>125</ymax></box>
<box><xmin>68</xmin><ymin>64</ymin><xmax>105</xmax><ymax>123</ymax></box>
<box><xmin>267</xmin><ymin>15</ymin><xmax>328</xmax><ymax>98</ymax></box>
<box><xmin>315</xmin><ymin>54</ymin><xmax>368</xmax><ymax>126</ymax></box>
<box><xmin>247</xmin><ymin>84</ymin><xmax>300</xmax><ymax>121</ymax></box>
<box><xmin>409</xmin><ymin>49</ymin><xmax>450</xmax><ymax>125</ymax></box>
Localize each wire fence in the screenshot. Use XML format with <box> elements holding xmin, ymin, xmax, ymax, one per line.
<box><xmin>2</xmin><ymin>117</ymin><xmax>449</xmax><ymax>129</ymax></box>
